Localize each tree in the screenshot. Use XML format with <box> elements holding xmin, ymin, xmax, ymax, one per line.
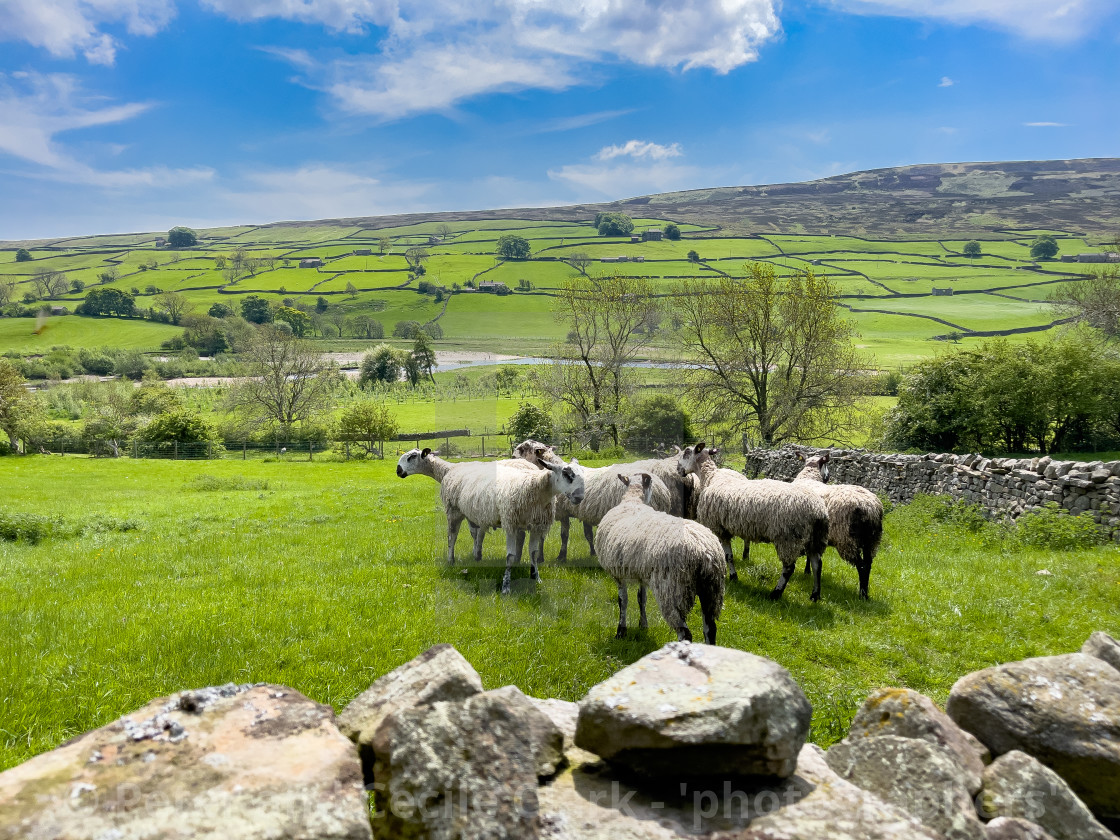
<box><xmin>626</xmin><ymin>395</ymin><xmax>693</xmax><ymax>447</ymax></box>
<box><xmin>167</xmin><ymin>226</ymin><xmax>198</xmax><ymax>248</ymax></box>
<box><xmin>32</xmin><ymin>271</ymin><xmax>68</xmax><ymax>299</ymax></box>
<box><xmin>349</xmin><ymin>314</ymin><xmax>384</xmax><ymax>339</ymax></box>
<box><xmin>338</xmin><ymin>401</ymin><xmax>398</xmax><ymax>458</ymax></box>
<box><xmin>564</xmin><ymin>251</ymin><xmax>592</xmax><ymax>276</ymax></box>
<box><xmin>137</xmin><ymin>409</ymin><xmax>217</xmax><ymax>443</ymax></box>
<box><xmin>240</xmin><ymin>294</ymin><xmax>273</xmax><ymax>324</ymax></box>
<box><xmin>1030</xmin><ymin>235</ymin><xmax>1059</xmax><ymax>260</ymax></box>
<box><xmin>154</xmin><ymin>291</ymin><xmax>193</xmax><ymax>325</ymax></box>
<box><xmin>596</xmin><ymin>213</ymin><xmax>634</xmax><ymax>237</ymax></box>
<box><xmin>543</xmin><ymin>273</ymin><xmax>655</xmax><ymax>449</ymax></box>
<box><xmin>400</xmin><ymin>351</ymin><xmax>421</xmax><ymax>387</ymax></box>
<box><xmin>98</xmin><ymin>268</ymin><xmax>118</xmax><ymax>284</ymax></box>
<box><xmin>77</xmin><ymin>287</ymin><xmax>136</xmax><ymax>317</ymax></box>
<box><xmin>315</xmin><ymin>296</ymin><xmax>329</xmax><ymax>314</ymax></box>
<box><xmin>687</xmin><ymin>250</ymin><xmax>701</xmax><ymax>263</ymax></box>
<box><xmin>497</xmin><ymin>235</ymin><xmax>531</xmax><ymax>260</ymax></box>
<box><xmin>69</xmin><ymin>278</ymin><xmax>85</xmax><ymax>293</ymax></box>
<box><xmin>359</xmin><ymin>344</ymin><xmax>401</xmax><ymax>387</ymax></box>
<box><xmin>495</xmin><ymin>365</ymin><xmax>521</xmax><ymax>395</ymax></box>
<box><xmin>404</xmin><ymin>247</ymin><xmax>430</xmax><ymax>273</ymax></box>
<box><xmin>1050</xmin><ymin>262</ymin><xmax>1120</xmax><ymax>339</ymax></box>
<box><xmin>393</xmin><ymin>320</ymin><xmax>421</xmax><ymax>339</ymax></box>
<box><xmin>275</xmin><ymin>305</ymin><xmax>312</xmax><ymax>337</ymax></box>
<box><xmin>0</xmin><ymin>359</ymin><xmax>41</xmax><ymax>452</ymax></box>
<box><xmin>412</xmin><ymin>332</ymin><xmax>437</xmax><ymax>384</ymax></box>
<box><xmin>0</xmin><ymin>280</ymin><xmax>15</xmax><ymax>307</ymax></box>
<box><xmin>378</xmin><ymin>236</ymin><xmax>392</xmax><ymax>255</ymax></box>
<box><xmin>435</xmin><ymin>223</ymin><xmax>453</xmax><ymax>241</ymax></box>
<box><xmin>345</xmin><ymin>281</ymin><xmax>358</xmax><ymax>298</ymax></box>
<box><xmin>675</xmin><ymin>263</ymin><xmax>869</xmax><ymax>447</ymax></box>
<box><xmin>663</xmin><ymin>223</ymin><xmax>681</xmax><ymax>241</ymax></box>
<box><xmin>327</xmin><ymin>308</ymin><xmax>347</xmax><ymax>338</ymax></box>
<box><xmin>508</xmin><ymin>402</ymin><xmax>553</xmax><ymax>445</ymax></box>
<box><xmin>15</xmin><ymin>249</ymin><xmax>32</xmax><ymax>262</ymax></box>
<box><xmin>208</xmin><ymin>303</ymin><xmax>233</xmax><ymax>319</ymax></box>
<box><xmin>226</xmin><ymin>327</ymin><xmax>341</xmax><ymax>438</ymax></box>
<box><xmin>963</xmin><ymin>240</ymin><xmax>982</xmax><ymax>259</ymax></box>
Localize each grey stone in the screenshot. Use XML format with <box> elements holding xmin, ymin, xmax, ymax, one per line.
<box><xmin>826</xmin><ymin>735</ymin><xmax>985</xmax><ymax>840</ymax></box>
<box><xmin>977</xmin><ymin>750</ymin><xmax>1117</xmax><ymax>840</ymax></box>
<box><xmin>1081</xmin><ymin>631</ymin><xmax>1120</xmax><ymax>673</ymax></box>
<box><xmin>947</xmin><ymin>653</ymin><xmax>1120</xmax><ymax>819</ymax></box>
<box><xmin>337</xmin><ymin>643</ymin><xmax>483</xmax><ymax>779</ymax></box>
<box><xmin>371</xmin><ymin>685</ymin><xmax>562</xmax><ymax>840</ymax></box>
<box><xmin>0</xmin><ymin>684</ymin><xmax>371</xmax><ymax>840</ymax></box>
<box><xmin>846</xmin><ymin>687</ymin><xmax>987</xmax><ymax>789</ymax></box>
<box><xmin>984</xmin><ymin>818</ymin><xmax>1057</xmax><ymax>840</ymax></box>
<box><xmin>575</xmin><ymin>642</ymin><xmax>811</xmax><ymax>779</ymax></box>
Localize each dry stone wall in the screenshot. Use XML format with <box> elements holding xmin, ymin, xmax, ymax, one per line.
<box><xmin>744</xmin><ymin>445</ymin><xmax>1120</xmax><ymax>542</ymax></box>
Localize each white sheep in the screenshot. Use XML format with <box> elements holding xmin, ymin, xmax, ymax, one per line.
<box><xmin>397</xmin><ymin>446</ymin><xmax>585</xmax><ymax>593</ymax></box>
<box><xmin>395</xmin><ymin>447</ymin><xmax>540</xmax><ymax>563</ymax></box>
<box><xmin>510</xmin><ymin>440</ymin><xmax>674</xmax><ymax>561</ymax></box>
<box><xmin>793</xmin><ymin>451</ymin><xmax>884</xmax><ymax>600</ymax></box>
<box><xmin>677</xmin><ymin>441</ymin><xmax>830</xmax><ymax>602</ymax></box>
<box><xmin>595</xmin><ymin>471</ymin><xmax>726</xmax><ymax>644</ymax></box>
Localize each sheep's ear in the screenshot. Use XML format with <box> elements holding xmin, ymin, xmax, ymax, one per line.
<box><xmin>797</xmin><ymin>452</ymin><xmax>805</xmax><ymax>462</ymax></box>
<box><xmin>641</xmin><ymin>473</ymin><xmax>652</xmax><ymax>491</ymax></box>
<box><xmin>821</xmin><ymin>452</ymin><xmax>831</xmax><ymax>463</ymax></box>
<box><xmin>421</xmin><ymin>447</ymin><xmax>431</xmax><ymax>458</ymax></box>
<box><xmin>618</xmin><ymin>474</ymin><xmax>630</xmax><ymax>487</ymax></box>
<box><xmin>534</xmin><ymin>446</ymin><xmax>548</xmax><ymax>458</ymax></box>
<box><xmin>695</xmin><ymin>441</ymin><xmax>706</xmax><ymax>453</ymax></box>
<box><xmin>710</xmin><ymin>447</ymin><xmax>721</xmax><ymax>457</ymax></box>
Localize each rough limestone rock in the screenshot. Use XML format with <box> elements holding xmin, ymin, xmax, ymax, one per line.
<box><xmin>338</xmin><ymin>643</ymin><xmax>483</xmax><ymax>779</ymax></box>
<box><xmin>370</xmin><ymin>685</ymin><xmax>564</xmax><ymax>839</ymax></box>
<box><xmin>847</xmin><ymin>687</ymin><xmax>987</xmax><ymax>787</ymax></box>
<box><xmin>575</xmin><ymin>642</ymin><xmax>811</xmax><ymax>779</ymax></box>
<box><xmin>0</xmin><ymin>684</ymin><xmax>371</xmax><ymax>840</ymax></box>
<box><xmin>1082</xmin><ymin>631</ymin><xmax>1120</xmax><ymax>673</ymax></box>
<box><xmin>735</xmin><ymin>744</ymin><xmax>945</xmax><ymax>840</ymax></box>
<box><xmin>826</xmin><ymin>734</ymin><xmax>985</xmax><ymax>840</ymax></box>
<box><xmin>984</xmin><ymin>818</ymin><xmax>1057</xmax><ymax>840</ymax></box>
<box><xmin>531</xmin><ymin>697</ymin><xmax>600</xmax><ymax>767</ymax></box>
<box><xmin>946</xmin><ymin>653</ymin><xmax>1120</xmax><ymax>818</ymax></box>
<box><xmin>977</xmin><ymin>750</ymin><xmax>1118</xmax><ymax>840</ymax></box>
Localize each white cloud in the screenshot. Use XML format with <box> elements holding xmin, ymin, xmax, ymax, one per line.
<box><xmin>939</xmin><ymin>76</ymin><xmax>954</xmax><ymax>87</ymax></box>
<box><xmin>827</xmin><ymin>0</ymin><xmax>1110</xmax><ymax>40</ymax></box>
<box><xmin>0</xmin><ymin>0</ymin><xmax>175</xmax><ymax>64</ymax></box>
<box><xmin>595</xmin><ymin>140</ymin><xmax>683</xmax><ymax>162</ymax></box>
<box><xmin>247</xmin><ymin>0</ymin><xmax>783</xmax><ymax>118</ymax></box>
<box><xmin>1024</xmin><ymin>121</ymin><xmax>1069</xmax><ymax>127</ymax></box>
<box><xmin>0</xmin><ymin>72</ymin><xmax>212</xmax><ymax>188</ymax></box>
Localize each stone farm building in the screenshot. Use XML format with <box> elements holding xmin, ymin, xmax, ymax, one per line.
<box><xmin>299</xmin><ymin>257</ymin><xmax>324</xmax><ymax>268</ymax></box>
<box><xmin>1060</xmin><ymin>253</ymin><xmax>1120</xmax><ymax>263</ymax></box>
<box><xmin>353</xmin><ymin>248</ymin><xmax>372</xmax><ymax>256</ymax></box>
<box><xmin>477</xmin><ymin>281</ymin><xmax>511</xmax><ymax>294</ymax></box>
<box><xmin>642</xmin><ymin>228</ymin><xmax>664</xmax><ymax>242</ymax></box>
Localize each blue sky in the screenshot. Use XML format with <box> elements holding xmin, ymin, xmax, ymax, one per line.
<box><xmin>2</xmin><ymin>0</ymin><xmax>1119</xmax><ymax>240</ymax></box>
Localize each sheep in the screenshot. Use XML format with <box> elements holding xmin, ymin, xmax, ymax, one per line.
<box><xmin>676</xmin><ymin>441</ymin><xmax>830</xmax><ymax>602</ymax></box>
<box><xmin>395</xmin><ymin>447</ymin><xmax>541</xmax><ymax>563</ymax></box>
<box><xmin>595</xmin><ymin>471</ymin><xmax>726</xmax><ymax>644</ymax></box>
<box><xmin>793</xmin><ymin>451</ymin><xmax>884</xmax><ymax>600</ymax></box>
<box><xmin>396</xmin><ymin>446</ymin><xmax>585</xmax><ymax>593</ymax></box>
<box><xmin>510</xmin><ymin>439</ymin><xmax>674</xmax><ymax>561</ymax></box>
<box><xmin>512</xmin><ymin>440</ymin><xmax>694</xmax><ymax>560</ymax></box>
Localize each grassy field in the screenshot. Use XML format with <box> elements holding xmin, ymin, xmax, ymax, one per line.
<box><xmin>2</xmin><ymin>216</ymin><xmax>1103</xmax><ymax>366</ymax></box>
<box><xmin>0</xmin><ymin>455</ymin><xmax>1116</xmax><ymax>773</ymax></box>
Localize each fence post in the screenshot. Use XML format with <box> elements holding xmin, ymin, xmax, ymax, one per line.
<box><xmin>243</xmin><ymin>441</ymin><xmax>247</xmax><ymax>460</ymax></box>
<box><xmin>208</xmin><ymin>441</ymin><xmax>213</xmax><ymax>459</ymax></box>
<box><xmin>309</xmin><ymin>441</ymin><xmax>314</xmax><ymax>462</ymax></box>
<box><xmin>174</xmin><ymin>440</ymin><xmax>179</xmax><ymax>460</ymax></box>
<box><xmin>481</xmin><ymin>435</ymin><xmax>486</xmax><ymax>457</ymax></box>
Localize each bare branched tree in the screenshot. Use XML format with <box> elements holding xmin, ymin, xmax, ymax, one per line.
<box><xmin>1050</xmin><ymin>234</ymin><xmax>1120</xmax><ymax>339</ymax></box>
<box><xmin>0</xmin><ymin>279</ymin><xmax>15</xmax><ymax>306</ymax></box>
<box><xmin>675</xmin><ymin>263</ymin><xmax>870</xmax><ymax>447</ymax></box>
<box><xmin>154</xmin><ymin>291</ymin><xmax>194</xmax><ymax>325</ymax></box>
<box><xmin>564</xmin><ymin>251</ymin><xmax>592</xmax><ymax>276</ymax></box>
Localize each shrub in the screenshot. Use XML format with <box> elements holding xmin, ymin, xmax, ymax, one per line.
<box><xmin>508</xmin><ymin>402</ymin><xmax>553</xmax><ymax>444</ymax></box>
<box><xmin>1014</xmin><ymin>502</ymin><xmax>1106</xmax><ymax>550</ymax></box>
<box><xmin>0</xmin><ymin>512</ymin><xmax>56</xmax><ymax>543</ymax></box>
<box><xmin>626</xmin><ymin>395</ymin><xmax>693</xmax><ymax>448</ymax></box>
<box><xmin>393</xmin><ymin>320</ymin><xmax>421</xmax><ymax>339</ymax></box>
<box><xmin>79</xmin><ymin>349</ymin><xmax>115</xmax><ymax>376</ymax></box>
<box><xmin>138</xmin><ymin>409</ymin><xmax>218</xmax><ymax>443</ymax></box>
<box><xmin>359</xmin><ymin>344</ymin><xmax>401</xmax><ymax>387</ymax></box>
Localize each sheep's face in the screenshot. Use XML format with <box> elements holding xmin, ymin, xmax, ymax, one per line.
<box><xmin>799</xmin><ymin>452</ymin><xmax>831</xmax><ymax>482</ymax></box>
<box><xmin>677</xmin><ymin>441</ymin><xmax>707</xmax><ymax>476</ymax></box>
<box><xmin>617</xmin><ymin>472</ymin><xmax>654</xmax><ymax>506</ymax></box>
<box><xmin>396</xmin><ymin>447</ymin><xmax>431</xmax><ymax>478</ymax></box>
<box><xmin>513</xmin><ymin>439</ymin><xmax>557</xmax><ymax>467</ymax></box>
<box><xmin>548</xmin><ymin>459</ymin><xmax>585</xmax><ymax>504</ymax></box>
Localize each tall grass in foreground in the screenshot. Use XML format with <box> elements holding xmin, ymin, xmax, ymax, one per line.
<box><xmin>0</xmin><ymin>457</ymin><xmax>1117</xmax><ymax>771</ymax></box>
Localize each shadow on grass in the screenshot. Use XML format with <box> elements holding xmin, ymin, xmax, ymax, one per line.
<box><xmin>589</xmin><ymin>629</ymin><xmax>664</xmax><ymax>662</ymax></box>
<box><xmin>724</xmin><ymin>563</ymin><xmax>891</xmax><ymax>626</ymax></box>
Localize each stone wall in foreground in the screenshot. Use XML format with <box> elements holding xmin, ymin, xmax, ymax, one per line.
<box><xmin>744</xmin><ymin>445</ymin><xmax>1120</xmax><ymax>542</ymax></box>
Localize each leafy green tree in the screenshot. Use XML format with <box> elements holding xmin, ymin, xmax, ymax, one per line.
<box><xmin>70</xmin><ymin>279</ymin><xmax>85</xmax><ymax>293</ymax></box>
<box><xmin>1049</xmin><ymin>262</ymin><xmax>1120</xmax><ymax>339</ymax></box>
<box><xmin>1030</xmin><ymin>235</ymin><xmax>1059</xmax><ymax>260</ymax></box>
<box><xmin>687</xmin><ymin>250</ymin><xmax>700</xmax><ymax>263</ymax></box>
<box><xmin>345</xmin><ymin>281</ymin><xmax>358</xmax><ymax>298</ymax></box>
<box><xmin>393</xmin><ymin>320</ymin><xmax>421</xmax><ymax>339</ymax></box>
<box><xmin>338</xmin><ymin>401</ymin><xmax>398</xmax><ymax>457</ymax></box>
<box><xmin>154</xmin><ymin>291</ymin><xmax>193</xmax><ymax>325</ymax></box>
<box><xmin>180</xmin><ymin>314</ymin><xmax>231</xmax><ymax>355</ymax></box>
<box><xmin>15</xmin><ymin>248</ymin><xmax>32</xmax><ymax>262</ymax></box>
<box><xmin>596</xmin><ymin>213</ymin><xmax>634</xmax><ymax>237</ymax></box>
<box><xmin>275</xmin><ymin>305</ymin><xmax>311</xmax><ymax>337</ymax></box>
<box><xmin>963</xmin><ymin>241</ymin><xmax>982</xmax><ymax>258</ymax></box>
<box><xmin>359</xmin><ymin>344</ymin><xmax>401</xmax><ymax>387</ymax></box>
<box><xmin>240</xmin><ymin>294</ymin><xmax>273</xmax><ymax>324</ymax></box>
<box><xmin>130</xmin><ymin>380</ymin><xmax>182</xmax><ymax>416</ymax></box>
<box><xmin>412</xmin><ymin>332</ymin><xmax>437</xmax><ymax>384</ymax></box>
<box><xmin>401</xmin><ymin>351</ymin><xmax>421</xmax><ymax>387</ymax></box>
<box><xmin>0</xmin><ymin>359</ymin><xmax>41</xmax><ymax>452</ymax></box>
<box><xmin>626</xmin><ymin>395</ymin><xmax>693</xmax><ymax>446</ymax></box>
<box><xmin>349</xmin><ymin>314</ymin><xmax>384</xmax><ymax>339</ymax></box>
<box><xmin>167</xmin><ymin>226</ymin><xmax>198</xmax><ymax>248</ymax></box>
<box><xmin>77</xmin><ymin>287</ymin><xmax>136</xmax><ymax>317</ymax></box>
<box><xmin>315</xmin><ymin>296</ymin><xmax>329</xmax><ymax>314</ymax></box>
<box><xmin>663</xmin><ymin>223</ymin><xmax>681</xmax><ymax>241</ymax></box>
<box><xmin>508</xmin><ymin>402</ymin><xmax>553</xmax><ymax>444</ymax></box>
<box><xmin>497</xmin><ymin>235</ymin><xmax>531</xmax><ymax>259</ymax></box>
<box><xmin>138</xmin><ymin>409</ymin><xmax>217</xmax><ymax>443</ymax></box>
<box><xmin>208</xmin><ymin>303</ymin><xmax>233</xmax><ymax>319</ymax></box>
<box><xmin>495</xmin><ymin>365</ymin><xmax>521</xmax><ymax>395</ymax></box>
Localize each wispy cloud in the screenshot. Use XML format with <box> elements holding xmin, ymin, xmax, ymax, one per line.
<box><xmin>222</xmin><ymin>165</ymin><xmax>432</xmax><ymax>220</ymax></box>
<box><xmin>530</xmin><ymin>109</ymin><xmax>637</xmax><ymax>134</ymax></box>
<box><xmin>827</xmin><ymin>0</ymin><xmax>1111</xmax><ymax>40</ymax></box>
<box><xmin>595</xmin><ymin>140</ymin><xmax>683</xmax><ymax>162</ymax></box>
<box><xmin>1024</xmin><ymin>121</ymin><xmax>1069</xmax><ymax>127</ymax></box>
<box><xmin>0</xmin><ymin>72</ymin><xmax>211</xmax><ymax>188</ymax></box>
<box><xmin>939</xmin><ymin>76</ymin><xmax>954</xmax><ymax>87</ymax></box>
<box><xmin>0</xmin><ymin>0</ymin><xmax>175</xmax><ymax>65</ymax></box>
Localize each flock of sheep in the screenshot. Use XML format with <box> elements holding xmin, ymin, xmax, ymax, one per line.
<box><xmin>395</xmin><ymin>441</ymin><xmax>884</xmax><ymax>645</ymax></box>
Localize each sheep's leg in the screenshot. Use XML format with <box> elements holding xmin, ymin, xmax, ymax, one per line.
<box><xmin>769</xmin><ymin>546</ymin><xmax>798</xmax><ymax>601</ymax></box>
<box><xmin>637</xmin><ymin>584</ymin><xmax>648</xmax><ymax>630</ymax></box>
<box><xmin>803</xmin><ymin>556</ymin><xmax>811</xmax><ymax>575</ymax></box>
<box><xmin>500</xmin><ymin>530</ymin><xmax>526</xmax><ymax>594</ymax></box>
<box><xmin>446</xmin><ymin>509</ymin><xmax>465</xmax><ymax>565</ymax></box>
<box><xmin>857</xmin><ymin>550</ymin><xmax>873</xmax><ymax>600</ymax></box>
<box><xmin>472</xmin><ymin>525</ymin><xmax>487</xmax><ymax>563</ymax></box>
<box><xmin>807</xmin><ymin>551</ymin><xmax>823</xmax><ymax>603</ymax></box>
<box><xmin>528</xmin><ymin>527</ymin><xmax>545</xmax><ymax>584</ymax></box>
<box><xmin>557</xmin><ymin>516</ymin><xmax>570</xmax><ymax>563</ymax></box>
<box><xmin>583</xmin><ymin>521</ymin><xmax>596</xmax><ymax>556</ymax></box>
<box><xmin>615</xmin><ymin>581</ymin><xmax>628</xmax><ymax>639</ymax></box>
<box><xmin>722</xmin><ymin>536</ymin><xmax>738</xmax><ymax>582</ymax></box>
